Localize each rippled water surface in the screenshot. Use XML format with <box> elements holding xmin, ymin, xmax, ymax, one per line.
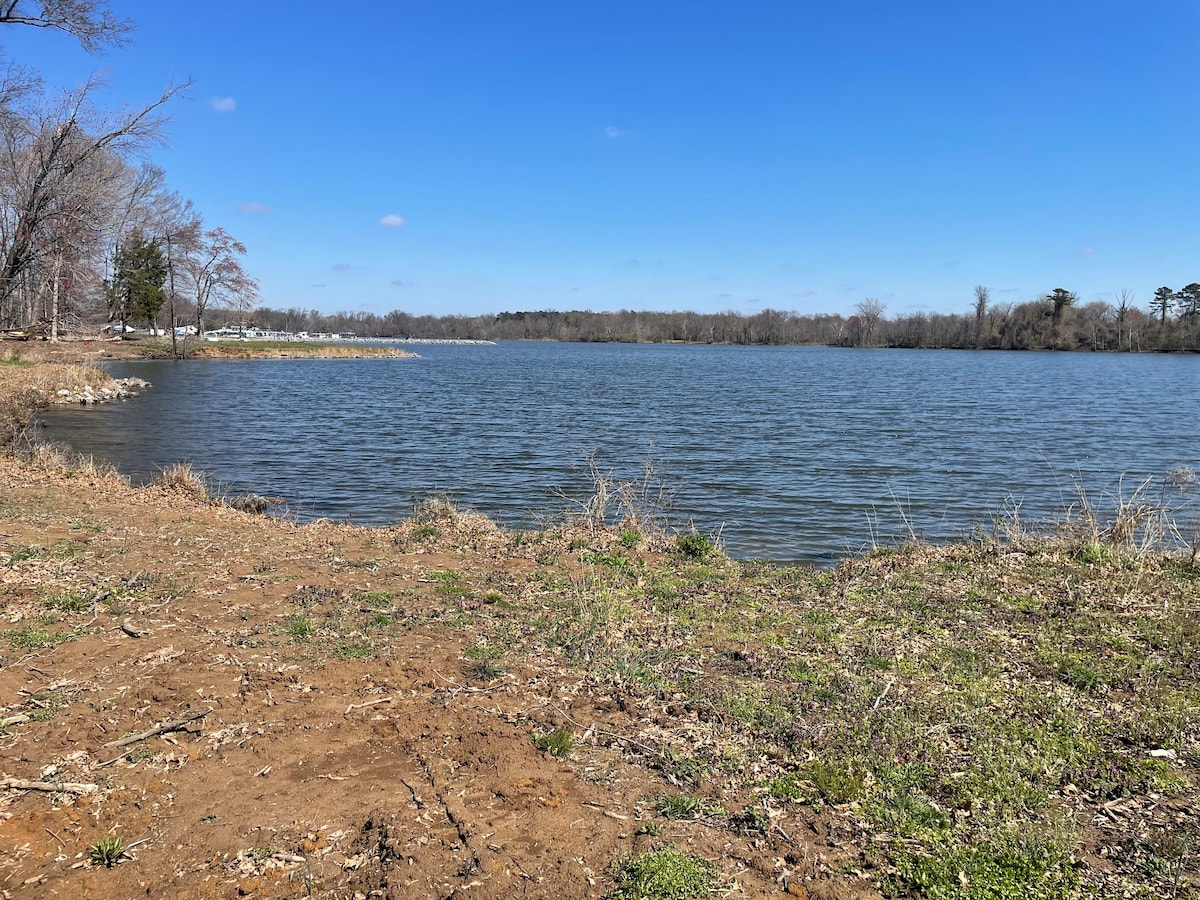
<box><xmin>40</xmin><ymin>343</ymin><xmax>1200</xmax><ymax>563</ymax></box>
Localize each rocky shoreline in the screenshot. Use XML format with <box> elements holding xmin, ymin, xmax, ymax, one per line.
<box><xmin>53</xmin><ymin>376</ymin><xmax>151</xmax><ymax>406</ymax></box>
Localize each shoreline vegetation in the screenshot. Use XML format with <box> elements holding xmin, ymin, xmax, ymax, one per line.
<box><xmin>0</xmin><ymin>354</ymin><xmax>1196</xmax><ymax>899</ymax></box>
<box><xmin>203</xmin><ymin>289</ymin><xmax>1200</xmax><ymax>353</ymax></box>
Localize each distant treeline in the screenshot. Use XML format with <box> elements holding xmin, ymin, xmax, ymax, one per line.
<box><xmin>213</xmin><ymin>285</ymin><xmax>1200</xmax><ymax>351</ymax></box>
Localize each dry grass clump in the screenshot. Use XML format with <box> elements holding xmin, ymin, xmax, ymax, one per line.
<box><xmin>390</xmin><ymin>496</ymin><xmax>501</xmax><ymax>548</ymax></box>
<box><xmin>152</xmin><ymin>462</ymin><xmax>210</xmax><ymax>500</ymax></box>
<box><xmin>549</xmin><ymin>452</ymin><xmax>712</xmax><ymax>555</ymax></box>
<box><xmin>986</xmin><ymin>469</ymin><xmax>1200</xmax><ymax>568</ymax></box>
<box><xmin>0</xmin><ymin>384</ymin><xmax>42</xmax><ymax>447</ymax></box>
<box><xmin>19</xmin><ymin>442</ymin><xmax>128</xmax><ymax>483</ymax></box>
<box><xmin>1061</xmin><ymin>470</ymin><xmax>1198</xmax><ymax>558</ymax></box>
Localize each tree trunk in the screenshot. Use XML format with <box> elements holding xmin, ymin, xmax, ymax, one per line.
<box><xmin>49</xmin><ymin>253</ymin><xmax>61</xmax><ymax>341</ymax></box>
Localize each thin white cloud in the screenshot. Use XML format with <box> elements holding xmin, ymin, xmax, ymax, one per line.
<box><xmin>239</xmin><ymin>201</ymin><xmax>270</xmax><ymax>214</ymax></box>
<box><xmin>211</xmin><ymin>96</ymin><xmax>237</xmax><ymax>113</ymax></box>
<box><xmin>1079</xmin><ymin>247</ymin><xmax>1096</xmax><ymax>256</ymax></box>
<box><xmin>604</xmin><ymin>126</ymin><xmax>626</xmax><ymax>138</ymax></box>
<box><xmin>379</xmin><ymin>214</ymin><xmax>406</xmax><ymax>228</ymax></box>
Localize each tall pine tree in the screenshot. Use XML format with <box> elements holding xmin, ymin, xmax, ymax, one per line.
<box><xmin>111</xmin><ymin>232</ymin><xmax>167</xmax><ymax>331</ymax></box>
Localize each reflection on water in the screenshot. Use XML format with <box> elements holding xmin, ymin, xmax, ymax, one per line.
<box><xmin>39</xmin><ymin>343</ymin><xmax>1200</xmax><ymax>564</ymax></box>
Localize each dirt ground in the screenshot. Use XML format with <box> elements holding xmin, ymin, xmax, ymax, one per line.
<box><xmin>0</xmin><ymin>457</ymin><xmax>873</xmax><ymax>899</ymax></box>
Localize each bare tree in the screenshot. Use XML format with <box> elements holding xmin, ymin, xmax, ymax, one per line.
<box><xmin>0</xmin><ymin>74</ymin><xmax>186</xmax><ymax>326</ymax></box>
<box><xmin>181</xmin><ymin>226</ymin><xmax>257</xmax><ymax>336</ymax></box>
<box><xmin>0</xmin><ymin>0</ymin><xmax>132</xmax><ymax>52</ymax></box>
<box><xmin>1113</xmin><ymin>288</ymin><xmax>1133</xmax><ymax>351</ymax></box>
<box><xmin>973</xmin><ymin>285</ymin><xmax>990</xmax><ymax>347</ymax></box>
<box><xmin>854</xmin><ymin>297</ymin><xmax>886</xmax><ymax>346</ymax></box>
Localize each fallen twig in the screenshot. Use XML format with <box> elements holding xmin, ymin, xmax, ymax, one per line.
<box><xmin>1</xmin><ymin>777</ymin><xmax>97</xmax><ymax>793</ymax></box>
<box><xmin>344</xmin><ymin>697</ymin><xmax>392</xmax><ymax>714</ymax></box>
<box><xmin>102</xmin><ymin>707</ymin><xmax>213</xmax><ymax>748</ymax></box>
<box><xmin>871</xmin><ymin>679</ymin><xmax>895</xmax><ymax>711</ymax></box>
<box><xmin>96</xmin><ymin>748</ymin><xmax>138</xmax><ymax>768</ymax></box>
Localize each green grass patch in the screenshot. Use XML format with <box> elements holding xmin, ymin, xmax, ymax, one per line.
<box><xmin>331</xmin><ymin>640</ymin><xmax>374</xmax><ymax>660</ymax></box>
<box><xmin>607</xmin><ymin>850</ymin><xmax>723</xmax><ymax>900</ymax></box>
<box><xmin>532</xmin><ymin>727</ymin><xmax>575</xmax><ymax>757</ymax></box>
<box><xmin>284</xmin><ymin>616</ymin><xmax>313</xmax><ymax>642</ymax></box>
<box><xmin>652</xmin><ymin>793</ymin><xmax>725</xmax><ymax>820</ymax></box>
<box><xmin>8</xmin><ymin>625</ymin><xmax>85</xmax><ymax>651</ymax></box>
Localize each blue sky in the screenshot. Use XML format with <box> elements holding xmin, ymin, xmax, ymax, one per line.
<box><xmin>8</xmin><ymin>1</ymin><xmax>1199</xmax><ymax>318</ymax></box>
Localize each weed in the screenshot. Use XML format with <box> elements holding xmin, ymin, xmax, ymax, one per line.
<box><xmin>674</xmin><ymin>532</ymin><xmax>713</xmax><ymax>560</ymax></box>
<box><xmin>226</xmin><ymin>493</ymin><xmax>271</xmax><ymax>514</ymax></box>
<box><xmin>468</xmin><ymin>659</ymin><xmax>505</xmax><ymax>680</ymax></box>
<box><xmin>408</xmin><ymin>496</ymin><xmax>498</xmax><ymax>538</ymax></box>
<box><xmin>1056</xmin><ymin>655</ymin><xmax>1104</xmax><ymax>692</ymax></box>
<box><xmin>464</xmin><ymin>641</ymin><xmax>503</xmax><ymax>661</ymax></box>
<box><xmin>100</xmin><ymin>594</ymin><xmax>126</xmax><ymax>615</ymax></box>
<box><xmin>618</xmin><ymin>529</ymin><xmax>642</xmax><ymax>549</ymax></box>
<box><xmin>353</xmin><ymin>589</ymin><xmax>396</xmax><ymax>609</ymax></box>
<box><xmin>659</xmin><ymin>749</ymin><xmax>711</xmax><ymax>786</ymax></box>
<box><xmin>69</xmin><ymin>515</ymin><xmax>105</xmax><ymax>534</ymax></box>
<box><xmin>635</xmin><ymin>821</ymin><xmax>661</xmax><ymax>837</ymax></box>
<box><xmin>8</xmin><ymin>625</ymin><xmax>82</xmax><ymax>651</ymax></box>
<box><xmin>891</xmin><ymin>824</ymin><xmax>1077</xmax><ymax>900</ymax></box>
<box><xmin>331</xmin><ymin>640</ymin><xmax>374</xmax><ymax>660</ymax></box>
<box><xmin>431</xmin><ymin>570</ymin><xmax>470</xmax><ymax>599</ymax></box>
<box><xmin>555</xmin><ymin>450</ymin><xmax>677</xmax><ymax>543</ymax></box>
<box><xmin>583</xmin><ymin>550</ymin><xmax>639</xmax><ymax>573</ymax></box>
<box><xmin>26</xmin><ymin>690</ymin><xmax>71</xmax><ymax>721</ymax></box>
<box><xmin>799</xmin><ymin>759</ymin><xmax>866</xmax><ymax>804</ymax></box>
<box><xmin>364</xmin><ymin>611</ymin><xmax>391</xmax><ymax>629</ymax></box>
<box><xmin>89</xmin><ymin>836</ymin><xmax>127</xmax><ymax>868</ymax></box>
<box><xmin>729</xmin><ymin>805</ymin><xmax>771</xmax><ymax>834</ymax></box>
<box><xmin>4</xmin><ymin>540</ymin><xmax>85</xmax><ymax>565</ymax></box>
<box><xmin>533</xmin><ymin>727</ymin><xmax>575</xmax><ymax>757</ymax></box>
<box><xmin>653</xmin><ymin>794</ymin><xmax>724</xmax><ymax>820</ymax></box>
<box><xmin>482</xmin><ymin>590</ymin><xmax>512</xmax><ymax>607</ymax></box>
<box><xmin>607</xmin><ymin>849</ymin><xmax>723</xmax><ymax>900</ymax></box>
<box><xmin>285</xmin><ymin>616</ymin><xmax>313</xmax><ymax>642</ymax></box>
<box><xmin>43</xmin><ymin>590</ymin><xmax>94</xmax><ymax>613</ymax></box>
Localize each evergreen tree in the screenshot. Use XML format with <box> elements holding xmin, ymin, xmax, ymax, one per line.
<box><xmin>1175</xmin><ymin>283</ymin><xmax>1200</xmax><ymax>320</ymax></box>
<box><xmin>1150</xmin><ymin>286</ymin><xmax>1176</xmax><ymax>325</ymax></box>
<box><xmin>112</xmin><ymin>232</ymin><xmax>167</xmax><ymax>330</ymax></box>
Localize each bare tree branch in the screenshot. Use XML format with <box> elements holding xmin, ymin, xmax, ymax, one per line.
<box><xmin>0</xmin><ymin>0</ymin><xmax>132</xmax><ymax>52</ymax></box>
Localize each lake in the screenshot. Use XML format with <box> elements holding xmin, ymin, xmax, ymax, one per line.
<box><xmin>39</xmin><ymin>343</ymin><xmax>1200</xmax><ymax>565</ymax></box>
